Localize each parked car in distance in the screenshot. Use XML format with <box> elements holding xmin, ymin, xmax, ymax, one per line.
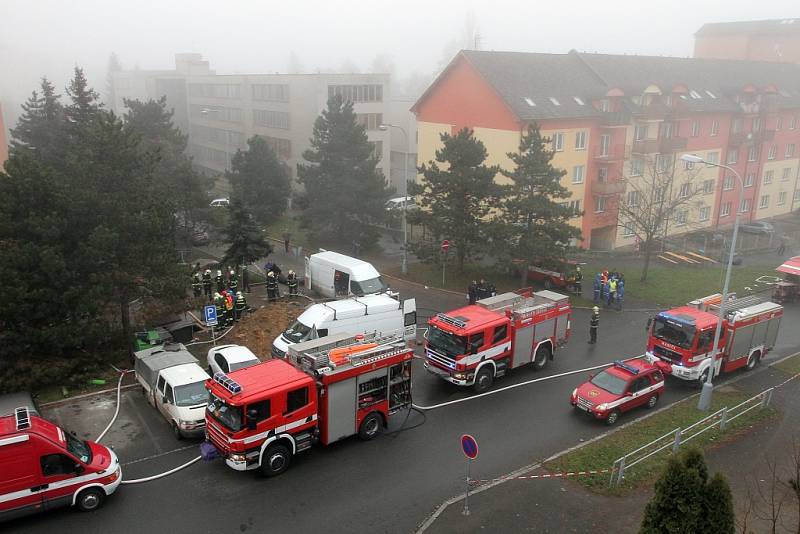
<box><xmin>209</xmin><ymin>198</ymin><xmax>230</xmax><ymax>207</ymax></box>
<box><xmin>739</xmin><ymin>221</ymin><xmax>774</xmax><ymax>235</ymax></box>
<box><xmin>207</xmin><ymin>345</ymin><xmax>261</xmax><ymax>376</ymax></box>
<box><xmin>385</xmin><ymin>196</ymin><xmax>417</xmax><ymax>212</ymax></box>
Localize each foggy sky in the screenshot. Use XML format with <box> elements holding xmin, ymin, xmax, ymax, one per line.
<box><xmin>1</xmin><ymin>0</ymin><xmax>797</xmax><ymax>128</ymax></box>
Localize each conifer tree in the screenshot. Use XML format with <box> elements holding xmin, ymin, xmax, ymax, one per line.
<box><xmin>228</xmin><ymin>135</ymin><xmax>291</xmax><ymax>227</ymax></box>
<box><xmin>222</xmin><ymin>197</ymin><xmax>273</xmax><ymax>267</ymax></box>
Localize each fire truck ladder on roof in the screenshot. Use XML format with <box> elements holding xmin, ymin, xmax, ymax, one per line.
<box><xmin>298</xmin><ymin>333</ymin><xmax>407</xmax><ymax>372</ymax></box>
<box><xmin>435</xmin><ymin>313</ymin><xmax>467</xmax><ymax>329</ymax></box>
<box><xmin>709</xmin><ymin>295</ymin><xmax>765</xmax><ymax>317</ymax></box>
<box><xmin>15</xmin><ymin>407</ymin><xmax>31</xmax><ymax>430</ymax></box>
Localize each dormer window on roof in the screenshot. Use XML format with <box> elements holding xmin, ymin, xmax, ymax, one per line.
<box><xmin>689</xmin><ymin>90</ymin><xmax>702</xmax><ymax>99</ymax></box>
<box><xmin>549</xmin><ymin>97</ymin><xmax>561</xmax><ymax>106</ymax></box>
<box><xmin>705</xmin><ymin>90</ymin><xmax>717</xmax><ymax>99</ymax></box>
<box><xmin>573</xmin><ymin>96</ymin><xmax>585</xmax><ymax>105</ymax></box>
<box><xmin>524</xmin><ymin>97</ymin><xmax>536</xmax><ymax>107</ymax></box>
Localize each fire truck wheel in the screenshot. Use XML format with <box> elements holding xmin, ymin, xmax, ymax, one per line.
<box><xmin>260</xmin><ymin>444</ymin><xmax>291</xmax><ymax>477</ymax></box>
<box><xmin>697</xmin><ymin>368</ymin><xmax>710</xmax><ymax>387</ymax></box>
<box><xmin>358</xmin><ymin>412</ymin><xmax>383</xmax><ymax>441</ymax></box>
<box><xmin>533</xmin><ymin>345</ymin><xmax>551</xmax><ymax>370</ymax></box>
<box><xmin>76</xmin><ymin>487</ymin><xmax>105</xmax><ymax>512</ymax></box>
<box><xmin>646</xmin><ymin>394</ymin><xmax>659</xmax><ymax>409</ymax></box>
<box><xmin>606</xmin><ymin>410</ymin><xmax>620</xmax><ymax>425</ymax></box>
<box><xmin>473</xmin><ymin>367</ymin><xmax>494</xmax><ymax>394</ymax></box>
<box><xmin>745</xmin><ymin>351</ymin><xmax>761</xmax><ymax>371</ymax></box>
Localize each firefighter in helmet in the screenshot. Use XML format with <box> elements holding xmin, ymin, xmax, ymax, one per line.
<box><xmin>191</xmin><ymin>271</ymin><xmax>202</xmax><ymax>298</ymax></box>
<box><xmin>234</xmin><ymin>291</ymin><xmax>247</xmax><ymax>321</ymax></box>
<box><xmin>266</xmin><ymin>271</ymin><xmax>278</xmax><ymax>301</ymax></box>
<box><xmin>214</xmin><ymin>292</ymin><xmax>225</xmax><ymax>327</ymax></box>
<box><xmin>202</xmin><ymin>269</ymin><xmax>213</xmax><ymax>300</ymax></box>
<box><xmin>215</xmin><ymin>269</ymin><xmax>225</xmax><ymax>293</ymax></box>
<box><xmin>228</xmin><ymin>267</ymin><xmax>238</xmax><ymax>292</ymax></box>
<box><xmin>287</xmin><ymin>270</ymin><xmax>298</xmax><ymax>297</ymax></box>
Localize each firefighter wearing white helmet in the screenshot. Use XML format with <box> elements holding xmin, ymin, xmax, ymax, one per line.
<box><xmin>589</xmin><ymin>306</ymin><xmax>600</xmax><ymax>344</ymax></box>
<box><xmin>287</xmin><ymin>269</ymin><xmax>298</xmax><ymax>297</ymax></box>
<box><xmin>234</xmin><ymin>291</ymin><xmax>247</xmax><ymax>321</ymax></box>
<box><xmin>266</xmin><ymin>270</ymin><xmax>279</xmax><ymax>301</ymax></box>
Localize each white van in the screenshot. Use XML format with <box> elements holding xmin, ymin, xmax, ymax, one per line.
<box><xmin>305</xmin><ymin>250</ymin><xmax>392</xmax><ymax>299</ymax></box>
<box><xmin>271</xmin><ymin>294</ymin><xmax>416</xmax><ymax>358</ymax></box>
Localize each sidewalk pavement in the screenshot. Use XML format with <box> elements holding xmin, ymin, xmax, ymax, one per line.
<box><xmin>421</xmin><ymin>362</ymin><xmax>800</xmax><ymax>534</ymax></box>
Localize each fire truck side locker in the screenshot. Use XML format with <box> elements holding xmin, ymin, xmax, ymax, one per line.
<box><xmin>724</xmin><ymin>302</ymin><xmax>782</xmax><ymax>372</ymax></box>
<box><xmin>324</xmin><ymin>379</ymin><xmax>357</xmax><ymax>444</ymax></box>
<box><xmin>511</xmin><ymin>324</ymin><xmax>535</xmax><ymax>368</ymax></box>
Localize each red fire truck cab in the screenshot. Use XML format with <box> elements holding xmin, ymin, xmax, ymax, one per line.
<box><xmin>646</xmin><ymin>294</ymin><xmax>783</xmax><ymax>384</ymax></box>
<box><xmin>205</xmin><ymin>334</ymin><xmax>413</xmax><ymax>476</ymax></box>
<box><xmin>1</xmin><ymin>408</ymin><xmax>121</xmax><ymax>521</ymax></box>
<box><xmin>425</xmin><ymin>289</ymin><xmax>571</xmax><ymax>393</ymax></box>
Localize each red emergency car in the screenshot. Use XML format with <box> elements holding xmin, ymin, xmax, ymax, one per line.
<box><xmin>0</xmin><ymin>408</ymin><xmax>121</xmax><ymax>521</ymax></box>
<box><xmin>570</xmin><ymin>359</ymin><xmax>666</xmax><ymax>425</ymax></box>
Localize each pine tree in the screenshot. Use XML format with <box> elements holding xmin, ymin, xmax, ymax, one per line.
<box><xmin>297</xmin><ymin>95</ymin><xmax>392</xmax><ymax>247</ymax></box>
<box><xmin>412</xmin><ymin>128</ymin><xmax>500</xmax><ymax>271</ymax></box>
<box><xmin>10</xmin><ymin>78</ymin><xmax>64</xmax><ymax>157</ymax></box>
<box><xmin>700</xmin><ymin>473</ymin><xmax>735</xmax><ymax>534</ymax></box>
<box><xmin>227</xmin><ymin>135</ymin><xmax>291</xmax><ymax>227</ymax></box>
<box><xmin>222</xmin><ymin>197</ymin><xmax>273</xmax><ymax>267</ymax></box>
<box><xmin>65</xmin><ymin>67</ymin><xmax>102</xmax><ymax>127</ymax></box>
<box><xmin>498</xmin><ymin>124</ymin><xmax>581</xmax><ymax>285</ymax></box>
<box><xmin>105</xmin><ymin>52</ymin><xmax>123</xmax><ymax>108</ymax></box>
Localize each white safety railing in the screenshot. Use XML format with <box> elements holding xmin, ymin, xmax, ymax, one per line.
<box><xmin>609</xmin><ymin>387</ymin><xmax>774</xmax><ymax>485</ymax></box>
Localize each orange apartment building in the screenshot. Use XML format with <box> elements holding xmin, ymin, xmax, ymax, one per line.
<box><xmin>695</xmin><ymin>19</ymin><xmax>800</xmax><ymax>64</ymax></box>
<box><xmin>0</xmin><ymin>103</ymin><xmax>8</xmax><ymax>169</ymax></box>
<box><xmin>412</xmin><ymin>50</ymin><xmax>800</xmax><ymax>250</ymax></box>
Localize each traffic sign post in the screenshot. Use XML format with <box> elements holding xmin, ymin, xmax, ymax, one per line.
<box><xmin>441</xmin><ymin>240</ymin><xmax>450</xmax><ymax>287</ymax></box>
<box><xmin>204</xmin><ymin>305</ymin><xmax>218</xmax><ymax>347</ymax></box>
<box><xmin>460</xmin><ymin>434</ymin><xmax>478</xmax><ymax>516</ymax></box>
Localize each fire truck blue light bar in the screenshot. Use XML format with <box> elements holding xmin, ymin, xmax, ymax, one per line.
<box><xmin>213</xmin><ymin>372</ymin><xmax>242</xmax><ymax>394</ymax></box>
<box><xmin>613</xmin><ymin>360</ymin><xmax>639</xmax><ymax>375</ymax></box>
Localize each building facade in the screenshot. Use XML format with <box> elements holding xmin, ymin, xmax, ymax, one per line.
<box><xmin>412</xmin><ymin>50</ymin><xmax>800</xmax><ymax>250</ymax></box>
<box><xmin>695</xmin><ymin>19</ymin><xmax>800</xmax><ymax>63</ymax></box>
<box><xmin>0</xmin><ymin>102</ymin><xmax>7</xmax><ymax>169</ymax></box>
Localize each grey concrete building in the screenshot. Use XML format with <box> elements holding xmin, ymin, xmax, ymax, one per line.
<box><xmin>385</xmin><ymin>96</ymin><xmax>418</xmax><ymax>195</ymax></box>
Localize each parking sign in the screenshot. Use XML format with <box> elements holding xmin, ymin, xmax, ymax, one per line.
<box><xmin>204</xmin><ymin>305</ymin><xmax>218</xmax><ymax>326</ymax></box>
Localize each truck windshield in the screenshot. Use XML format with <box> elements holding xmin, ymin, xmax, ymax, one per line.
<box><xmin>174</xmin><ymin>382</ymin><xmax>207</xmax><ymax>407</ymax></box>
<box><xmin>427</xmin><ymin>326</ymin><xmax>467</xmax><ymax>357</ymax></box>
<box><xmin>284</xmin><ymin>320</ymin><xmax>313</xmax><ymax>343</ymax></box>
<box><xmin>653</xmin><ymin>317</ymin><xmax>696</xmax><ymax>349</ymax></box>
<box><xmin>65</xmin><ymin>431</ymin><xmax>93</xmax><ymax>464</ymax></box>
<box><xmin>207</xmin><ymin>393</ymin><xmax>243</xmax><ymax>432</ymax></box>
<box><xmin>351</xmin><ymin>277</ymin><xmax>387</xmax><ymax>296</ymax></box>
<box><xmin>590</xmin><ymin>370</ymin><xmax>627</xmax><ymax>396</ymax></box>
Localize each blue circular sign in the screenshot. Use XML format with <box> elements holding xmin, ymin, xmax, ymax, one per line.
<box><xmin>461</xmin><ymin>434</ymin><xmax>478</xmax><ymax>459</ymax></box>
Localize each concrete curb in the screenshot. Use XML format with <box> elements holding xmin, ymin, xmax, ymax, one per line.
<box><xmin>415</xmin><ymin>350</ymin><xmax>800</xmax><ymax>533</ymax></box>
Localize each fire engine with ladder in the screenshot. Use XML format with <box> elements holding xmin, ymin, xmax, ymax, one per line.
<box><xmin>204</xmin><ymin>332</ymin><xmax>413</xmax><ymax>476</ymax></box>
<box><xmin>424</xmin><ymin>289</ymin><xmax>571</xmax><ymax>393</ymax></box>
<box><xmin>645</xmin><ymin>293</ymin><xmax>783</xmax><ymax>383</ymax></box>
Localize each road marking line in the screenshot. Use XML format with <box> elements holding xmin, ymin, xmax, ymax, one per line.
<box><xmin>122</xmin><ymin>444</ymin><xmax>198</xmax><ymax>466</ymax></box>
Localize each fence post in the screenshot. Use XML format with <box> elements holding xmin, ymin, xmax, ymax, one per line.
<box><xmin>719</xmin><ymin>406</ymin><xmax>728</xmax><ymax>432</ymax></box>
<box><xmin>609</xmin><ymin>459</ymin><xmax>619</xmax><ymax>486</ymax></box>
<box><xmin>672</xmin><ymin>429</ymin><xmax>682</xmax><ymax>453</ymax></box>
<box><xmin>616</xmin><ymin>456</ymin><xmax>626</xmax><ymax>486</ymax></box>
<box><xmin>761</xmin><ymin>388</ymin><xmax>773</xmax><ymax>408</ymax></box>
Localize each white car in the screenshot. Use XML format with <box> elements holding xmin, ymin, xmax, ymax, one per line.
<box><xmin>209</xmin><ymin>198</ymin><xmax>230</xmax><ymax>207</ymax></box>
<box><xmin>207</xmin><ymin>344</ymin><xmax>261</xmax><ymax>376</ymax></box>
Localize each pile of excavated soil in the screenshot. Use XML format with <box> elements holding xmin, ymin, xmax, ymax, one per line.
<box><xmin>227</xmin><ymin>300</ymin><xmax>308</xmax><ymax>359</ymax></box>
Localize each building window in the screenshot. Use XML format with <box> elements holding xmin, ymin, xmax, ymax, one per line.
<box><xmin>627</xmin><ymin>190</ymin><xmax>640</xmax><ymax>207</ymax></box>
<box><xmin>328</xmin><ymin>84</ymin><xmax>383</xmax><ymax>103</ymax></box>
<box><xmin>710</xmin><ymin>120</ymin><xmax>719</xmax><ymax>136</ymax></box>
<box><xmin>699</xmin><ymin>206</ymin><xmax>710</xmax><ymax>221</ymax></box>
<box><xmin>747</xmin><ymin>146</ymin><xmax>759</xmax><ymax>162</ymax></box>
<box><xmin>575</xmin><ymin>131</ymin><xmax>587</xmax><ymax>150</ymax></box>
<box><xmin>782</xmin><ymin>168</ymin><xmax>792</xmax><ymax>181</ymax></box>
<box><xmin>634</xmin><ymin>124</ymin><xmax>648</xmax><ymax>141</ymax></box>
<box><xmin>188</xmin><ymin>83</ymin><xmax>242</xmax><ymax>99</ymax></box>
<box><xmin>356</xmin><ymin>113</ymin><xmax>384</xmax><ymax>131</ymax></box>
<box><xmin>675</xmin><ymin>209</ymin><xmax>688</xmax><ymax>226</ymax></box>
<box><xmin>726</xmin><ymin>149</ymin><xmax>738</xmax><ymax>165</ymax></box>
<box><xmin>720</xmin><ymin>201</ymin><xmax>731</xmax><ymax>217</ymax></box>
<box><xmin>703</xmin><ymin>179</ymin><xmax>714</xmax><ymax>194</ymax></box>
<box><xmin>723</xmin><ymin>176</ymin><xmax>734</xmax><ymax>191</ymax></box>
<box><xmin>790</xmin><ymin>116</ymin><xmax>797</xmax><ymax>130</ymax></box>
<box><xmin>691</xmin><ymin>120</ymin><xmax>700</xmax><ymax>137</ymax></box>
<box><xmin>739</xmin><ymin>198</ymin><xmax>750</xmax><ymax>213</ymax></box>
<box><xmin>778</xmin><ymin>191</ymin><xmax>787</xmax><ymax>205</ymax></box>
<box><xmin>659</xmin><ymin>122</ymin><xmax>674</xmax><ymax>139</ymax></box>
<box><xmin>191</xmin><ymin>105</ymin><xmax>244</xmax><ymax>123</ymax></box>
<box><xmin>598</xmin><ymin>167</ymin><xmax>608</xmax><ymax>182</ymax></box>
<box><xmin>683</xmin><ymin>159</ymin><xmax>694</xmax><ymax>170</ymax></box>
<box><xmin>252</xmin><ymin>84</ymin><xmax>290</xmax><ymax>102</ymax></box>
<box><xmin>630</xmin><ymin>158</ymin><xmax>644</xmax><ymax>177</ymax></box>
<box><xmin>732</xmin><ymin>117</ymin><xmax>743</xmax><ymax>133</ymax></box>
<box><xmin>572</xmin><ymin>165</ymin><xmax>585</xmax><ymax>184</ymax></box>
<box><xmin>599</xmin><ymin>135</ymin><xmax>610</xmax><ymax>157</ymax></box>
<box><xmin>744</xmin><ymin>173</ymin><xmax>754</xmax><ymax>187</ymax></box>
<box><xmin>706</xmin><ymin>152</ymin><xmax>719</xmax><ymax>165</ymax></box>
<box><xmin>768</xmin><ymin>145</ymin><xmax>777</xmax><ymax>160</ymax></box>
<box><xmin>776</xmin><ymin>117</ymin><xmax>783</xmax><ymax>131</ymax></box>
<box><xmin>252</xmin><ymin>109</ymin><xmax>291</xmax><ymax>129</ymax></box>
<box><xmin>552</xmin><ymin>132</ymin><xmax>564</xmax><ymax>152</ymax></box>
<box><xmin>752</xmin><ymin>117</ymin><xmax>762</xmax><ymax>132</ymax></box>
<box><xmin>598</xmin><ymin>99</ymin><xmax>609</xmax><ymax>112</ymax></box>
<box><xmin>763</xmin><ymin>170</ymin><xmax>774</xmax><ymax>185</ymax></box>
<box><xmin>622</xmin><ymin>225</ymin><xmax>635</xmax><ymax>237</ymax></box>
<box><xmin>759</xmin><ymin>195</ymin><xmax>769</xmax><ymax>209</ymax></box>
<box><xmin>679</xmin><ymin>183</ymin><xmax>691</xmax><ymax>198</ymax></box>
<box><xmin>595</xmin><ymin>196</ymin><xmax>606</xmax><ymax>213</ymax></box>
<box><xmin>656</xmin><ymin>154</ymin><xmax>669</xmax><ymax>173</ymax></box>
<box><xmin>568</xmin><ymin>200</ymin><xmax>581</xmax><ymax>216</ymax></box>
<box><xmin>786</xmin><ymin>144</ymin><xmax>796</xmax><ymax>158</ymax></box>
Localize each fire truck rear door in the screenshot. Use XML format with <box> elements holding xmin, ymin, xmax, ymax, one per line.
<box><xmin>512</xmin><ymin>324</ymin><xmax>534</xmax><ymax>369</ymax></box>
<box><xmin>325</xmin><ymin>379</ymin><xmax>357</xmax><ymax>444</ymax></box>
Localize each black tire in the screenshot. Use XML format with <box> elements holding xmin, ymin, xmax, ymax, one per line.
<box><xmin>533</xmin><ymin>344</ymin><xmax>551</xmax><ymax>371</ymax></box>
<box><xmin>358</xmin><ymin>412</ymin><xmax>382</xmax><ymax>441</ymax></box>
<box><xmin>260</xmin><ymin>444</ymin><xmax>291</xmax><ymax>477</ymax></box>
<box><xmin>473</xmin><ymin>366</ymin><xmax>494</xmax><ymax>394</ymax></box>
<box><xmin>746</xmin><ymin>351</ymin><xmax>761</xmax><ymax>371</ymax></box>
<box><xmin>698</xmin><ymin>367</ymin><xmax>710</xmax><ymax>388</ymax></box>
<box><xmin>606</xmin><ymin>410</ymin><xmax>620</xmax><ymax>425</ymax></box>
<box><xmin>646</xmin><ymin>394</ymin><xmax>659</xmax><ymax>409</ymax></box>
<box><xmin>76</xmin><ymin>487</ymin><xmax>105</xmax><ymax>512</ymax></box>
<box><xmin>172</xmin><ymin>422</ymin><xmax>183</xmax><ymax>441</ymax></box>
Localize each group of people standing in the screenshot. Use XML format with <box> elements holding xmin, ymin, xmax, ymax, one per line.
<box><xmin>592</xmin><ymin>270</ymin><xmax>625</xmax><ymax>311</ymax></box>
<box><xmin>264</xmin><ymin>261</ymin><xmax>299</xmax><ymax>301</ymax></box>
<box><xmin>467</xmin><ymin>279</ymin><xmax>497</xmax><ymax>305</ymax></box>
<box><xmin>189</xmin><ymin>264</ymin><xmax>249</xmax><ymax>327</ymax></box>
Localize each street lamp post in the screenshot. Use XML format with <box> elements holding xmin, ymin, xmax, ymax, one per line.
<box><xmin>679</xmin><ymin>153</ymin><xmax>745</xmax><ymax>411</ymax></box>
<box><xmin>379</xmin><ymin>123</ymin><xmax>409</xmax><ymax>274</ymax></box>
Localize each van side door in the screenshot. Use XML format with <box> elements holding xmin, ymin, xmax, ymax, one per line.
<box><xmin>40</xmin><ymin>452</ymin><xmax>83</xmax><ymax>511</ymax></box>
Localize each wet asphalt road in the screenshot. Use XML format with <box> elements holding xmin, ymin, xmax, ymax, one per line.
<box><xmin>11</xmin><ymin>279</ymin><xmax>800</xmax><ymax>534</ymax></box>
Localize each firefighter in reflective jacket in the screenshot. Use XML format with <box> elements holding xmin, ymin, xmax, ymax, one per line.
<box><xmin>214</xmin><ymin>293</ymin><xmax>225</xmax><ymax>326</ymax></box>
<box><xmin>215</xmin><ymin>269</ymin><xmax>225</xmax><ymax>293</ymax></box>
<box><xmin>287</xmin><ymin>270</ymin><xmax>298</xmax><ymax>296</ymax></box>
<box><xmin>588</xmin><ymin>306</ymin><xmax>600</xmax><ymax>344</ymax></box>
<box><xmin>234</xmin><ymin>291</ymin><xmax>247</xmax><ymax>321</ymax></box>
<box><xmin>228</xmin><ymin>267</ymin><xmax>238</xmax><ymax>292</ymax></box>
<box><xmin>191</xmin><ymin>271</ymin><xmax>202</xmax><ymax>297</ymax></box>
<box><xmin>223</xmin><ymin>291</ymin><xmax>234</xmax><ymax>327</ymax></box>
<box><xmin>202</xmin><ymin>269</ymin><xmax>213</xmax><ymax>300</ymax></box>
<box><xmin>266</xmin><ymin>271</ymin><xmax>278</xmax><ymax>300</ymax></box>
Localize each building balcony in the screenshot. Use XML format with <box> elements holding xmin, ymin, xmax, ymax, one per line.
<box><xmin>728</xmin><ymin>129</ymin><xmax>775</xmax><ymax>147</ymax></box>
<box><xmin>599</xmin><ymin>111</ymin><xmax>631</xmax><ymax>127</ymax></box>
<box><xmin>631</xmin><ymin>136</ymin><xmax>687</xmax><ymax>154</ymax></box>
<box><xmin>591</xmin><ymin>179</ymin><xmax>626</xmax><ymax>197</ymax></box>
<box><xmin>593</xmin><ymin>144</ymin><xmax>629</xmax><ymax>162</ymax></box>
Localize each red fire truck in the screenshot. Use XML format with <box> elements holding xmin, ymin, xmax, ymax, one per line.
<box><xmin>645</xmin><ymin>293</ymin><xmax>783</xmax><ymax>384</ymax></box>
<box><xmin>424</xmin><ymin>289</ymin><xmax>571</xmax><ymax>393</ymax></box>
<box><xmin>204</xmin><ymin>333</ymin><xmax>413</xmax><ymax>476</ymax></box>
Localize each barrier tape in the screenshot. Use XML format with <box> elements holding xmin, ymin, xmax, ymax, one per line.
<box><xmin>468</xmin><ymin>468</ymin><xmax>611</xmax><ymax>486</ymax></box>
